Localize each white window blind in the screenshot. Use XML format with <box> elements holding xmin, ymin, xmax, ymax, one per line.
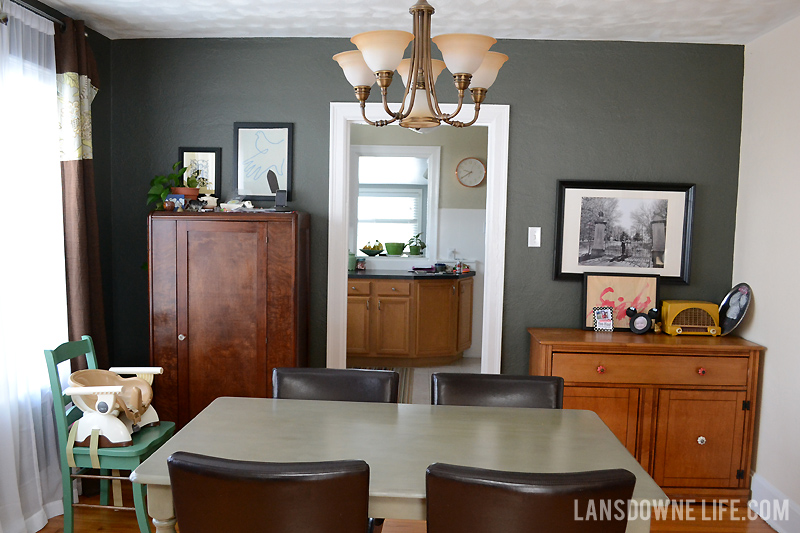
<box><xmin>357</xmin><ymin>187</ymin><xmax>423</xmax><ymax>250</ymax></box>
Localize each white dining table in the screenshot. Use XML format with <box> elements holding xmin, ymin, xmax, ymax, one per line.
<box><xmin>131</xmin><ymin>397</ymin><xmax>668</xmax><ymax>532</ymax></box>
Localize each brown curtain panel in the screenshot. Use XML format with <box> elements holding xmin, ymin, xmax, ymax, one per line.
<box><xmin>55</xmin><ymin>19</ymin><xmax>108</xmax><ymax>369</ymax></box>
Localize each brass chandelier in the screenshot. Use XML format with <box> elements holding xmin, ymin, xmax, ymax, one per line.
<box><xmin>333</xmin><ymin>0</ymin><xmax>507</xmax><ymax>129</ymax></box>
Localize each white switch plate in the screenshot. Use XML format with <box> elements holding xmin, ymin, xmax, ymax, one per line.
<box><xmin>528</xmin><ymin>227</ymin><xmax>541</xmax><ymax>247</ymax></box>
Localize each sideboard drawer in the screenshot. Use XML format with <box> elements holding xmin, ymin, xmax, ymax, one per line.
<box><xmin>552</xmin><ymin>353</ymin><xmax>749</xmax><ymax>386</ymax></box>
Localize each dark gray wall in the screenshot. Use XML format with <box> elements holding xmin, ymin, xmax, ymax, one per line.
<box><xmin>105</xmin><ymin>37</ymin><xmax>743</xmax><ymax>373</ymax></box>
<box><xmin>86</xmin><ymin>29</ymin><xmax>114</xmax><ymax>352</ymax></box>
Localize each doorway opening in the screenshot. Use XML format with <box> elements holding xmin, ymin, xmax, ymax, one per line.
<box><xmin>327</xmin><ymin>102</ymin><xmax>510</xmax><ymax>378</ymax></box>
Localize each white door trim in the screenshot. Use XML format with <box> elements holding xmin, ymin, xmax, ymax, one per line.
<box><xmin>327</xmin><ymin>102</ymin><xmax>509</xmax><ymax>374</ymax></box>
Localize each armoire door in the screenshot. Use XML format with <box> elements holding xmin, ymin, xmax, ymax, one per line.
<box><xmin>176</xmin><ymin>220</ymin><xmax>268</xmax><ymax>425</ymax></box>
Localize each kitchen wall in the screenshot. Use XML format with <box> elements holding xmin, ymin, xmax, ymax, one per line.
<box><xmin>735</xmin><ymin>13</ymin><xmax>800</xmax><ymax>528</ymax></box>
<box><xmin>100</xmin><ymin>38</ymin><xmax>744</xmax><ymax>372</ymax></box>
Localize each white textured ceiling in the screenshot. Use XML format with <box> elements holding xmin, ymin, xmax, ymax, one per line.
<box><xmin>41</xmin><ymin>0</ymin><xmax>800</xmax><ymax>44</ymax></box>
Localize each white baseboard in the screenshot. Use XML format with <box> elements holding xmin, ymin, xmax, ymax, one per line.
<box><xmin>750</xmin><ymin>473</ymin><xmax>800</xmax><ymax>533</ymax></box>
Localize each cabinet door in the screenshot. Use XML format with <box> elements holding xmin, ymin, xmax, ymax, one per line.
<box><xmin>176</xmin><ymin>220</ymin><xmax>269</xmax><ymax>425</ymax></box>
<box><xmin>457</xmin><ymin>278</ymin><xmax>474</xmax><ymax>352</ymax></box>
<box><xmin>563</xmin><ymin>386</ymin><xmax>640</xmax><ymax>457</ymax></box>
<box><xmin>416</xmin><ymin>280</ymin><xmax>458</xmax><ymax>356</ymax></box>
<box><xmin>374</xmin><ymin>297</ymin><xmax>412</xmax><ymax>355</ymax></box>
<box><xmin>653</xmin><ymin>389</ymin><xmax>747</xmax><ymax>488</ymax></box>
<box><xmin>346</xmin><ymin>297</ymin><xmax>371</xmax><ymax>354</ymax></box>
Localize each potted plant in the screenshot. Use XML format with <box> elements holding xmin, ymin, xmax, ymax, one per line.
<box><xmin>171</xmin><ymin>166</ymin><xmax>208</xmax><ymax>202</ymax></box>
<box><xmin>147</xmin><ymin>161</ymin><xmax>186</xmax><ymax>211</ymax></box>
<box><xmin>147</xmin><ymin>161</ymin><xmax>212</xmax><ymax>211</ymax></box>
<box><xmin>407</xmin><ymin>233</ymin><xmax>426</xmax><ymax>256</ymax></box>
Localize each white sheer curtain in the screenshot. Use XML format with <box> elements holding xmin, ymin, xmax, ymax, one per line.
<box><xmin>0</xmin><ymin>3</ymin><xmax>69</xmax><ymax>532</ymax></box>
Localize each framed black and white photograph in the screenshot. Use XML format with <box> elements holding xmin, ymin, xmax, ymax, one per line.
<box><xmin>179</xmin><ymin>147</ymin><xmax>221</xmax><ymax>196</ymax></box>
<box><xmin>555</xmin><ymin>181</ymin><xmax>695</xmax><ymax>283</ymax></box>
<box><xmin>234</xmin><ymin>122</ymin><xmax>293</xmax><ymax>201</ymax></box>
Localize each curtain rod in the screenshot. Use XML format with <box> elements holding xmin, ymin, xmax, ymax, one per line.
<box><xmin>8</xmin><ymin>0</ymin><xmax>66</xmax><ymax>29</ymax></box>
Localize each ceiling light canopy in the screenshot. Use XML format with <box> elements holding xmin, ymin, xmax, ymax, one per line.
<box><xmin>333</xmin><ymin>0</ymin><xmax>507</xmax><ymax>129</ymax></box>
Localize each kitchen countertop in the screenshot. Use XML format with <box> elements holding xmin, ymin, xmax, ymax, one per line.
<box><xmin>348</xmin><ymin>269</ymin><xmax>476</xmax><ymax>280</ymax></box>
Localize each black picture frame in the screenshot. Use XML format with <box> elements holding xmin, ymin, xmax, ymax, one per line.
<box><xmin>582</xmin><ymin>272</ymin><xmax>660</xmax><ymax>330</ymax></box>
<box><xmin>234</xmin><ymin>122</ymin><xmax>293</xmax><ymax>201</ymax></box>
<box><xmin>178</xmin><ymin>147</ymin><xmax>221</xmax><ymax>197</ymax></box>
<box><xmin>554</xmin><ymin>180</ymin><xmax>695</xmax><ymax>284</ymax></box>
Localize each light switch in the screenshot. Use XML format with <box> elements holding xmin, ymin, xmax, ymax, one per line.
<box><xmin>528</xmin><ymin>227</ymin><xmax>541</xmax><ymax>248</ymax></box>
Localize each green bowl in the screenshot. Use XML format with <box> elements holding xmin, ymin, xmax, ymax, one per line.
<box><xmin>360</xmin><ymin>248</ymin><xmax>382</xmax><ymax>257</ymax></box>
<box><xmin>384</xmin><ymin>242</ymin><xmax>406</xmax><ymax>256</ymax></box>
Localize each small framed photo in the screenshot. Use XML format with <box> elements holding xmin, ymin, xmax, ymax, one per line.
<box><xmin>179</xmin><ymin>147</ymin><xmax>221</xmax><ymax>196</ymax></box>
<box><xmin>582</xmin><ymin>273</ymin><xmax>660</xmax><ymax>330</ymax></box>
<box><xmin>234</xmin><ymin>122</ymin><xmax>293</xmax><ymax>201</ymax></box>
<box><xmin>555</xmin><ymin>181</ymin><xmax>695</xmax><ymax>283</ymax></box>
<box><xmin>592</xmin><ymin>307</ymin><xmax>615</xmax><ymax>331</ymax></box>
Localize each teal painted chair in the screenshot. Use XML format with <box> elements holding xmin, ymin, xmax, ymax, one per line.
<box><xmin>45</xmin><ymin>336</ymin><xmax>175</xmax><ymax>533</ymax></box>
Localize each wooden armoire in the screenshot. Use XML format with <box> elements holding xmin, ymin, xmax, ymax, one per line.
<box><xmin>148</xmin><ymin>211</ymin><xmax>309</xmax><ymax>427</ymax></box>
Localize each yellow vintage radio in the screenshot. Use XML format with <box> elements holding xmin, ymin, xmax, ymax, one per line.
<box><xmin>661</xmin><ymin>300</ymin><xmax>720</xmax><ymax>336</ymax></box>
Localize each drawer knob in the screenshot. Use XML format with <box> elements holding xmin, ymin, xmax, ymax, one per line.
<box><xmin>596</xmin><ymin>365</ymin><xmax>606</xmax><ymax>374</ymax></box>
<box><xmin>697</xmin><ymin>436</ymin><xmax>706</xmax><ymax>445</ymax></box>
<box><xmin>351</xmin><ymin>286</ymin><xmax>356</xmax><ymax>290</ymax></box>
<box><xmin>178</xmin><ymin>334</ymin><xmax>186</xmax><ymax>341</ymax></box>
<box><xmin>392</xmin><ymin>287</ymin><xmax>396</xmax><ymax>291</ymax></box>
<box><xmin>697</xmin><ymin>367</ymin><xmax>706</xmax><ymax>376</ymax></box>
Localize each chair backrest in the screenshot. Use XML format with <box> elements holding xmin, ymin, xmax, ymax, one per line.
<box><xmin>168</xmin><ymin>452</ymin><xmax>370</xmax><ymax>533</ymax></box>
<box><xmin>44</xmin><ymin>336</ymin><xmax>99</xmax><ymax>451</ymax></box>
<box><xmin>426</xmin><ymin>463</ymin><xmax>636</xmax><ymax>533</ymax></box>
<box><xmin>272</xmin><ymin>367</ymin><xmax>400</xmax><ymax>403</ymax></box>
<box><xmin>431</xmin><ymin>373</ymin><xmax>564</xmax><ymax>409</ymax></box>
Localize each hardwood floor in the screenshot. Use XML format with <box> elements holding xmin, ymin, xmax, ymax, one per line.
<box><xmin>40</xmin><ymin>493</ymin><xmax>777</xmax><ymax>533</ymax></box>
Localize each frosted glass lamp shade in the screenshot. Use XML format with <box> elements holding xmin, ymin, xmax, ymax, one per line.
<box><xmin>333</xmin><ymin>50</ymin><xmax>376</xmax><ymax>87</ymax></box>
<box><xmin>351</xmin><ymin>30</ymin><xmax>413</xmax><ymax>73</ymax></box>
<box><xmin>432</xmin><ymin>33</ymin><xmax>496</xmax><ymax>75</ymax></box>
<box><xmin>397</xmin><ymin>58</ymin><xmax>446</xmax><ymax>86</ymax></box>
<box><xmin>469</xmin><ymin>51</ymin><xmax>508</xmax><ymax>89</ymax></box>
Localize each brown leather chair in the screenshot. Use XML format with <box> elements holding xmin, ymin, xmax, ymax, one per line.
<box><xmin>272</xmin><ymin>367</ymin><xmax>400</xmax><ymax>403</ymax></box>
<box><xmin>167</xmin><ymin>452</ymin><xmax>370</xmax><ymax>533</ymax></box>
<box><xmin>431</xmin><ymin>373</ymin><xmax>564</xmax><ymax>409</ymax></box>
<box><xmin>426</xmin><ymin>463</ymin><xmax>636</xmax><ymax>533</ymax></box>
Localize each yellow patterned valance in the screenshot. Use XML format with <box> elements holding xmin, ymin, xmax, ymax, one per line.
<box><xmin>57</xmin><ymin>71</ymin><xmax>97</xmax><ymax>161</ymax></box>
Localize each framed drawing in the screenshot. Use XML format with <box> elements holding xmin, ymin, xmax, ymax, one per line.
<box><xmin>234</xmin><ymin>122</ymin><xmax>293</xmax><ymax>201</ymax></box>
<box><xmin>582</xmin><ymin>273</ymin><xmax>659</xmax><ymax>330</ymax></box>
<box><xmin>179</xmin><ymin>147</ymin><xmax>221</xmax><ymax>196</ymax></box>
<box><xmin>554</xmin><ymin>181</ymin><xmax>695</xmax><ymax>283</ymax></box>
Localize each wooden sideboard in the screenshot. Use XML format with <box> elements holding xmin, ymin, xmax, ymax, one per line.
<box><xmin>347</xmin><ymin>272</ymin><xmax>474</xmax><ymax>367</ymax></box>
<box><xmin>528</xmin><ymin>328</ymin><xmax>763</xmax><ymax>501</ymax></box>
<box><xmin>149</xmin><ymin>211</ymin><xmax>309</xmax><ymax>427</ymax></box>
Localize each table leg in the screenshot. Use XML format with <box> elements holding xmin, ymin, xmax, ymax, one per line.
<box><xmin>146</xmin><ymin>484</ymin><xmax>177</xmax><ymax>533</ymax></box>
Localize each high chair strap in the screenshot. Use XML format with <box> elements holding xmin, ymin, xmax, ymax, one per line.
<box><xmin>66</xmin><ymin>422</ymin><xmax>79</xmax><ymax>468</ymax></box>
<box><xmin>112</xmin><ymin>469</ymin><xmax>123</xmax><ymax>507</ymax></box>
<box><xmin>89</xmin><ymin>429</ymin><xmax>101</xmax><ymax>469</ymax></box>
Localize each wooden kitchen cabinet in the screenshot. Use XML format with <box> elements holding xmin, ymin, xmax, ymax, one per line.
<box><xmin>529</xmin><ymin>328</ymin><xmax>763</xmax><ymax>501</ymax></box>
<box><xmin>149</xmin><ymin>212</ymin><xmax>309</xmax><ymax>427</ymax></box>
<box><xmin>374</xmin><ymin>280</ymin><xmax>413</xmax><ymax>356</ymax></box>
<box><xmin>457</xmin><ymin>277</ymin><xmax>474</xmax><ymax>353</ymax></box>
<box><xmin>347</xmin><ymin>274</ymin><xmax>473</xmax><ymax>367</ymax></box>
<box><xmin>415</xmin><ymin>280</ymin><xmax>458</xmax><ymax>356</ymax></box>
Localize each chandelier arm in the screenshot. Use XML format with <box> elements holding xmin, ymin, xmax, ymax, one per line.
<box><xmin>420</xmin><ymin>11</ymin><xmax>446</xmax><ymax>120</ymax></box>
<box><xmin>361</xmin><ymin>100</ymin><xmax>399</xmax><ymax>127</ymax></box>
<box><xmin>398</xmin><ymin>7</ymin><xmax>425</xmax><ymax>121</ymax></box>
<box><xmin>380</xmin><ymin>85</ymin><xmax>404</xmax><ymax>120</ymax></box>
<box><xmin>442</xmin><ymin>102</ymin><xmax>481</xmax><ymax>128</ymax></box>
